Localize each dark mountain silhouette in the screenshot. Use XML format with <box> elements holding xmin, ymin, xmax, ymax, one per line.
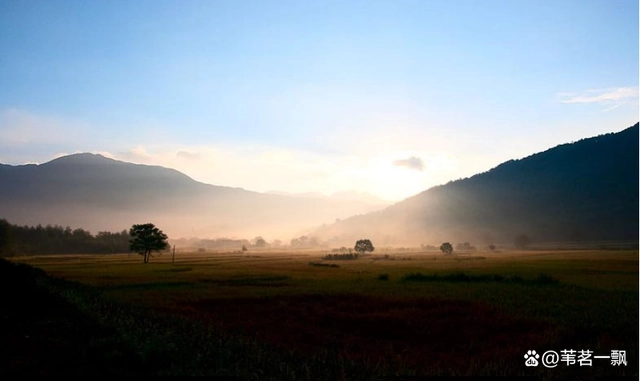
<box><xmin>0</xmin><ymin>153</ymin><xmax>386</xmax><ymax>240</ymax></box>
<box><xmin>315</xmin><ymin>123</ymin><xmax>639</xmax><ymax>246</ymax></box>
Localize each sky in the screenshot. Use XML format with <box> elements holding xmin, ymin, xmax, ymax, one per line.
<box><xmin>0</xmin><ymin>0</ymin><xmax>638</xmax><ymax>202</ymax></box>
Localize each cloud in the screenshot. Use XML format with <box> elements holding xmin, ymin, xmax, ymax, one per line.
<box><xmin>118</xmin><ymin>146</ymin><xmax>153</xmax><ymax>162</ymax></box>
<box><xmin>601</xmin><ymin>104</ymin><xmax>620</xmax><ymax>112</ymax></box>
<box><xmin>176</xmin><ymin>150</ymin><xmax>201</xmax><ymax>160</ymax></box>
<box><xmin>92</xmin><ymin>151</ymin><xmax>115</xmax><ymax>159</ymax></box>
<box><xmin>558</xmin><ymin>87</ymin><xmax>638</xmax><ymax>111</ymax></box>
<box><xmin>392</xmin><ymin>156</ymin><xmax>424</xmax><ymax>171</ymax></box>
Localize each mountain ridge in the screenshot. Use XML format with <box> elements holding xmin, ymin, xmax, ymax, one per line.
<box><xmin>314</xmin><ymin>123</ymin><xmax>639</xmax><ymax>246</ymax></box>
<box><xmin>0</xmin><ymin>153</ymin><xmax>388</xmax><ymax>240</ymax></box>
<box><xmin>1</xmin><ymin>123</ymin><xmax>637</xmax><ymax>244</ymax></box>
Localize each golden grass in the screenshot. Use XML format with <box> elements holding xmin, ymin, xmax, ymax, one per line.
<box><xmin>7</xmin><ymin>248</ymin><xmax>638</xmax><ymax>379</ymax></box>
<box><xmin>13</xmin><ymin>248</ymin><xmax>638</xmax><ymax>291</ymax></box>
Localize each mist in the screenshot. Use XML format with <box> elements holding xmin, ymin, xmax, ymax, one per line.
<box><xmin>0</xmin><ymin>153</ymin><xmax>389</xmax><ymax>244</ymax></box>
<box><xmin>1</xmin><ymin>124</ymin><xmax>638</xmax><ymax>251</ymax></box>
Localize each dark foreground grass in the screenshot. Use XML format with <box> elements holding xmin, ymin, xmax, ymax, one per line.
<box><xmin>2</xmin><ymin>255</ymin><xmax>637</xmax><ymax>380</ymax></box>
<box><xmin>0</xmin><ymin>259</ymin><xmax>146</xmax><ymax>376</ymax></box>
<box><xmin>402</xmin><ymin>271</ymin><xmax>560</xmax><ymax>285</ymax></box>
<box><xmin>0</xmin><ymin>258</ymin><xmax>387</xmax><ymax>379</ymax></box>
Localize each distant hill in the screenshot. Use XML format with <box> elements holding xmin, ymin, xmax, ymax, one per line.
<box><xmin>315</xmin><ymin>123</ymin><xmax>639</xmax><ymax>246</ymax></box>
<box><xmin>0</xmin><ymin>153</ymin><xmax>387</xmax><ymax>240</ymax></box>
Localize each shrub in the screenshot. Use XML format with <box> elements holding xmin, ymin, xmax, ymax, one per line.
<box><xmin>322</xmin><ymin>253</ymin><xmax>359</xmax><ymax>260</ymax></box>
<box><xmin>309</xmin><ymin>262</ymin><xmax>340</xmax><ymax>268</ymax></box>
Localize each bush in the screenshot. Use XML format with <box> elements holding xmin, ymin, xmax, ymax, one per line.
<box><xmin>322</xmin><ymin>253</ymin><xmax>359</xmax><ymax>260</ymax></box>
<box><xmin>535</xmin><ymin>273</ymin><xmax>559</xmax><ymax>285</ymax></box>
<box><xmin>309</xmin><ymin>262</ymin><xmax>340</xmax><ymax>268</ymax></box>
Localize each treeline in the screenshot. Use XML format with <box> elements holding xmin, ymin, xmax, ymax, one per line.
<box><xmin>0</xmin><ymin>219</ymin><xmax>130</xmax><ymax>256</ymax></box>
<box><xmin>322</xmin><ymin>253</ymin><xmax>360</xmax><ymax>260</ymax></box>
<box><xmin>172</xmin><ymin>237</ymin><xmax>251</xmax><ymax>250</ymax></box>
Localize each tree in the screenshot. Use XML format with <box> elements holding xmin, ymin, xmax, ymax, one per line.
<box><xmin>253</xmin><ymin>236</ymin><xmax>266</xmax><ymax>248</ymax></box>
<box><xmin>129</xmin><ymin>223</ymin><xmax>169</xmax><ymax>263</ymax></box>
<box><xmin>290</xmin><ymin>235</ymin><xmax>309</xmax><ymax>247</ymax></box>
<box><xmin>514</xmin><ymin>234</ymin><xmax>531</xmax><ymax>249</ymax></box>
<box><xmin>354</xmin><ymin>239</ymin><xmax>375</xmax><ymax>256</ymax></box>
<box><xmin>0</xmin><ymin>219</ymin><xmax>14</xmax><ymax>257</ymax></box>
<box><xmin>440</xmin><ymin>242</ymin><xmax>453</xmax><ymax>255</ymax></box>
<box><xmin>456</xmin><ymin>242</ymin><xmax>476</xmax><ymax>251</ymax></box>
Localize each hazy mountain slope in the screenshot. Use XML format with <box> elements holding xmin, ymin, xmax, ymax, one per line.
<box><xmin>315</xmin><ymin>123</ymin><xmax>639</xmax><ymax>246</ymax></box>
<box><xmin>0</xmin><ymin>153</ymin><xmax>385</xmax><ymax>239</ymax></box>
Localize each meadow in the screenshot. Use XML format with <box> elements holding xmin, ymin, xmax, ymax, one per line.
<box><xmin>7</xmin><ymin>248</ymin><xmax>638</xmax><ymax>380</ymax></box>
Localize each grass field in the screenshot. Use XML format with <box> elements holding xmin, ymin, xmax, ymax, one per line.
<box><xmin>7</xmin><ymin>248</ymin><xmax>638</xmax><ymax>380</ymax></box>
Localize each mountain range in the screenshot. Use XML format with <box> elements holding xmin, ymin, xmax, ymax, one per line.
<box><xmin>1</xmin><ymin>122</ymin><xmax>637</xmax><ymax>245</ymax></box>
<box><xmin>314</xmin><ymin>123</ymin><xmax>639</xmax><ymax>246</ymax></box>
<box><xmin>0</xmin><ymin>154</ymin><xmax>386</xmax><ymax>239</ymax></box>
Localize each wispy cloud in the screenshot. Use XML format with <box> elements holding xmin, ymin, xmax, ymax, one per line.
<box><xmin>117</xmin><ymin>146</ymin><xmax>153</xmax><ymax>162</ymax></box>
<box><xmin>558</xmin><ymin>87</ymin><xmax>638</xmax><ymax>111</ymax></box>
<box><xmin>176</xmin><ymin>150</ymin><xmax>201</xmax><ymax>160</ymax></box>
<box><xmin>392</xmin><ymin>156</ymin><xmax>424</xmax><ymax>171</ymax></box>
<box><xmin>601</xmin><ymin>104</ymin><xmax>620</xmax><ymax>112</ymax></box>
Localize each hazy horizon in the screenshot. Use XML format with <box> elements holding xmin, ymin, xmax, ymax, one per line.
<box><xmin>1</xmin><ymin>0</ymin><xmax>638</xmax><ymax>202</ymax></box>
<box><xmin>1</xmin><ymin>151</ymin><xmax>396</xmax><ymax>204</ymax></box>
<box><xmin>1</xmin><ymin>123</ymin><xmax>637</xmax><ymax>245</ymax></box>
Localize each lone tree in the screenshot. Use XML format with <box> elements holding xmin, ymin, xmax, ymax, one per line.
<box><xmin>253</xmin><ymin>236</ymin><xmax>266</xmax><ymax>248</ymax></box>
<box><xmin>129</xmin><ymin>223</ymin><xmax>169</xmax><ymax>263</ymax></box>
<box><xmin>440</xmin><ymin>242</ymin><xmax>453</xmax><ymax>255</ymax></box>
<box><xmin>354</xmin><ymin>239</ymin><xmax>375</xmax><ymax>256</ymax></box>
